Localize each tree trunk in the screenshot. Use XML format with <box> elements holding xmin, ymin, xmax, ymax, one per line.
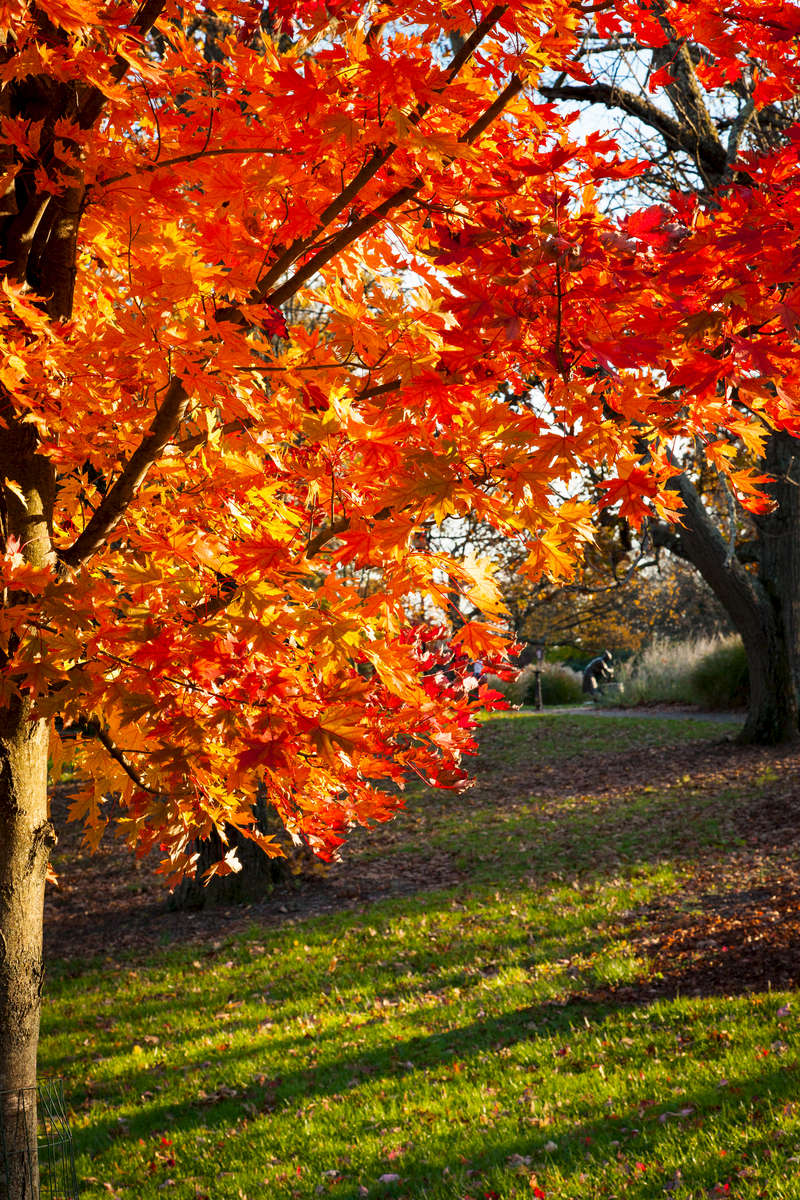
<box><xmin>0</xmin><ymin>703</ymin><xmax>53</xmax><ymax>1200</ymax></box>
<box><xmin>169</xmin><ymin>788</ymin><xmax>290</xmax><ymax>910</ymax></box>
<box><xmin>757</xmin><ymin>431</ymin><xmax>800</xmax><ymax>713</ymax></box>
<box><xmin>0</xmin><ymin>427</ymin><xmax>57</xmax><ymax>1199</ymax></box>
<box><xmin>652</xmin><ymin>470</ymin><xmax>799</xmax><ymax>744</ymax></box>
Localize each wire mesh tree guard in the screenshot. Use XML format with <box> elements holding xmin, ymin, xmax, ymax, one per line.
<box><xmin>0</xmin><ymin>1079</ymin><xmax>79</xmax><ymax>1200</ymax></box>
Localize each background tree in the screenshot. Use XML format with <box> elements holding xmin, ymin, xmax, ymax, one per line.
<box><xmin>505</xmin><ymin>550</ymin><xmax>732</xmax><ymax>658</ymax></box>
<box><xmin>537</xmin><ymin>0</ymin><xmax>800</xmax><ymax>742</ymax></box>
<box><xmin>2</xmin><ymin>3</ymin><xmax>800</xmax><ymax>1194</ymax></box>
<box><xmin>443</xmin><ymin>496</ymin><xmax>732</xmax><ymax>659</ymax></box>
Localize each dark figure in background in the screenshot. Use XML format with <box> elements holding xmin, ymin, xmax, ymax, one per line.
<box><xmin>582</xmin><ymin>650</ymin><xmax>614</xmax><ymax>701</ymax></box>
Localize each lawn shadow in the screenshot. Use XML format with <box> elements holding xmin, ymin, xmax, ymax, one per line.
<box><xmin>67</xmin><ymin>994</ymin><xmax>799</xmax><ymax>1200</ymax></box>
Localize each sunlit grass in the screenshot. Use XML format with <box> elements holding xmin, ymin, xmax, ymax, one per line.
<box><xmin>42</xmin><ymin>712</ymin><xmax>797</xmax><ymax>1200</ymax></box>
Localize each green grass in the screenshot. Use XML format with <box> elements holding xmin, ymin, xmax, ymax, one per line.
<box><xmin>470</xmin><ymin>709</ymin><xmax>737</xmax><ymax>760</ymax></box>
<box><xmin>41</xmin><ymin>712</ymin><xmax>800</xmax><ymax>1200</ymax></box>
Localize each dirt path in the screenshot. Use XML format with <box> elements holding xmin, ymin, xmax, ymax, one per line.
<box><xmin>552</xmin><ymin>704</ymin><xmax>744</xmax><ymax>722</ymax></box>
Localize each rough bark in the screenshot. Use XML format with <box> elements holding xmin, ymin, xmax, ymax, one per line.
<box><xmin>757</xmin><ymin>431</ymin><xmax>800</xmax><ymax>714</ymax></box>
<box><xmin>0</xmin><ymin>702</ymin><xmax>53</xmax><ymax>1200</ymax></box>
<box><xmin>651</xmin><ymin>470</ymin><xmax>799</xmax><ymax>744</ymax></box>
<box><xmin>0</xmin><ymin>426</ymin><xmax>57</xmax><ymax>1200</ymax></box>
<box><xmin>0</xmin><ymin>55</ymin><xmax>68</xmax><ymax>1197</ymax></box>
<box><xmin>0</xmin><ymin>11</ymin><xmax>166</xmax><ymax>1188</ymax></box>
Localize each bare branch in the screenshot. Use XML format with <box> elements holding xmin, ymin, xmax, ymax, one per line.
<box><xmin>461</xmin><ymin>75</ymin><xmax>524</xmax><ymax>145</ymax></box>
<box><xmin>22</xmin><ymin>0</ymin><xmax>171</xmax><ymax>314</ymax></box>
<box><xmin>76</xmin><ymin>0</ymin><xmax>171</xmax><ymax>131</ymax></box>
<box><xmin>727</xmin><ymin>98</ymin><xmax>756</xmax><ymax>160</ymax></box>
<box><xmin>177</xmin><ymin>416</ymin><xmax>256</xmax><ymax>455</ymax></box>
<box><xmin>189</xmin><ymin>578</ymin><xmax>239</xmax><ymax>623</ymax></box>
<box><xmin>539</xmin><ymin>80</ymin><xmax>727</xmax><ymax>175</ymax></box>
<box><xmin>356</xmin><ymin>379</ymin><xmax>402</xmax><ymax>401</ymax></box>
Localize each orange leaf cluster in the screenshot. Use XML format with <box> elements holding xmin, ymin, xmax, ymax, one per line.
<box><xmin>3</xmin><ymin>0</ymin><xmax>800</xmax><ymax>879</ymax></box>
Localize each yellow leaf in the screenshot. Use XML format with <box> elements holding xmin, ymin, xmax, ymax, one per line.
<box><xmin>455</xmin><ymin>554</ymin><xmax>508</xmax><ymax>619</ymax></box>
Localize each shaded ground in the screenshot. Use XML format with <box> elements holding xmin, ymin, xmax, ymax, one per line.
<box><xmin>46</xmin><ymin>714</ymin><xmax>800</xmax><ymax>1004</ymax></box>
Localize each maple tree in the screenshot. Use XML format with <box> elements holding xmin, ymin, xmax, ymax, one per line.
<box><xmin>2</xmin><ymin>0</ymin><xmax>800</xmax><ymax>1193</ymax></box>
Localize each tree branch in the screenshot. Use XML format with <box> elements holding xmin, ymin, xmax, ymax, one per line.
<box><xmin>98</xmin><ymin>145</ymin><xmax>291</xmax><ymax>188</ymax></box>
<box><xmin>541</xmin><ymin>81</ymin><xmax>702</xmax><ymax>156</ymax></box>
<box><xmin>539</xmin><ymin>80</ymin><xmax>727</xmax><ymax>178</ymax></box>
<box><xmin>241</xmin><ymin>5</ymin><xmax>509</xmax><ymax>305</ymax></box>
<box><xmin>356</xmin><ymin>379</ymin><xmax>402</xmax><ymax>401</ymax></box>
<box><xmin>188</xmin><ymin>577</ymin><xmax>239</xmax><ymax>623</ymax></box>
<box><xmin>265</xmin><ymin>75</ymin><xmax>523</xmax><ymax>310</ymax></box>
<box><xmin>177</xmin><ymin>416</ymin><xmax>256</xmax><ymax>456</ymax></box>
<box><xmin>305</xmin><ymin>515</ymin><xmax>350</xmax><ymax>559</ymax></box>
<box><xmin>57</xmin><ymin>24</ymin><xmax>519</xmax><ymax>568</ymax></box>
<box><xmin>653</xmin><ymin>463</ymin><xmax>772</xmax><ymax>632</ymax></box>
<box><xmin>727</xmin><ymin>98</ymin><xmax>756</xmax><ymax>161</ymax></box>
<box><xmin>59</xmin><ymin>377</ymin><xmax>190</xmax><ymax>568</ymax></box>
<box><xmin>84</xmin><ymin>719</ymin><xmax>159</xmax><ymax>794</ymax></box>
<box><xmin>76</xmin><ymin>0</ymin><xmax>170</xmax><ymax>131</ymax></box>
<box><xmin>18</xmin><ymin>0</ymin><xmax>171</xmax><ymax>316</ymax></box>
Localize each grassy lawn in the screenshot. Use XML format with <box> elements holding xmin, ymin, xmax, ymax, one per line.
<box><xmin>42</xmin><ymin>712</ymin><xmax>800</xmax><ymax>1200</ymax></box>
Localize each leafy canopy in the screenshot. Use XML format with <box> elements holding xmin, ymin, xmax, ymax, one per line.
<box><xmin>2</xmin><ymin>0</ymin><xmax>800</xmax><ymax>880</ymax></box>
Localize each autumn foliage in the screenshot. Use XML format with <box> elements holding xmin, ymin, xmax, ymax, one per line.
<box><xmin>3</xmin><ymin>0</ymin><xmax>800</xmax><ymax>885</ymax></box>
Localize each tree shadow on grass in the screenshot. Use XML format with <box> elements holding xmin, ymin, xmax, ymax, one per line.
<box><xmin>44</xmin><ymin>880</ymin><xmax>629</xmax><ymax>1082</ymax></box>
<box><xmin>50</xmin><ymin>764</ymin><xmax>750</xmax><ymax>981</ymax></box>
<box><xmin>45</xmin><ymin>760</ymin><xmax>800</xmax><ymax>1078</ymax></box>
<box><xmin>48</xmin><ymin>714</ymin><xmax>781</xmax><ymax>967</ymax></box>
<box><xmin>66</xmin><ymin>997</ymin><xmax>800</xmax><ymax>1200</ymax></box>
<box><xmin>338</xmin><ymin>1058</ymin><xmax>800</xmax><ymax>1200</ymax></box>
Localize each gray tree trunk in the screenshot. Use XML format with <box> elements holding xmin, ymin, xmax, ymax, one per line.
<box><xmin>652</xmin><ymin>467</ymin><xmax>799</xmax><ymax>744</ymax></box>
<box><xmin>757</xmin><ymin>431</ymin><xmax>800</xmax><ymax>717</ymax></box>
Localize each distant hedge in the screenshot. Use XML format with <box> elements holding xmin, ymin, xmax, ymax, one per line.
<box><xmin>690</xmin><ymin>640</ymin><xmax>749</xmax><ymax>710</ymax></box>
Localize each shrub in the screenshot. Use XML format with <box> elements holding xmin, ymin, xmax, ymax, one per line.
<box><xmin>541</xmin><ymin>663</ymin><xmax>584</xmax><ymax>706</ymax></box>
<box><xmin>483</xmin><ymin>665</ymin><xmax>583</xmax><ymax>707</ymax></box>
<box><xmin>482</xmin><ymin>672</ymin><xmax>519</xmax><ymax>704</ymax></box>
<box><xmin>690</xmin><ymin>639</ymin><xmax>749</xmax><ymax>709</ymax></box>
<box><xmin>618</xmin><ymin>635</ymin><xmax>747</xmax><ymax>708</ymax></box>
<box><xmin>518</xmin><ymin>662</ymin><xmax>584</xmax><ymax>707</ymax></box>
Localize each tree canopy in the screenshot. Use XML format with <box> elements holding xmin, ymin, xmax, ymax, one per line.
<box><xmin>533</xmin><ymin>5</ymin><xmax>800</xmax><ymax>741</ymax></box>
<box><xmin>4</xmin><ymin>3</ymin><xmax>800</xmax><ymax>1176</ymax></box>
<box><xmin>3</xmin><ymin>0</ymin><xmax>800</xmax><ymax>881</ymax></box>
